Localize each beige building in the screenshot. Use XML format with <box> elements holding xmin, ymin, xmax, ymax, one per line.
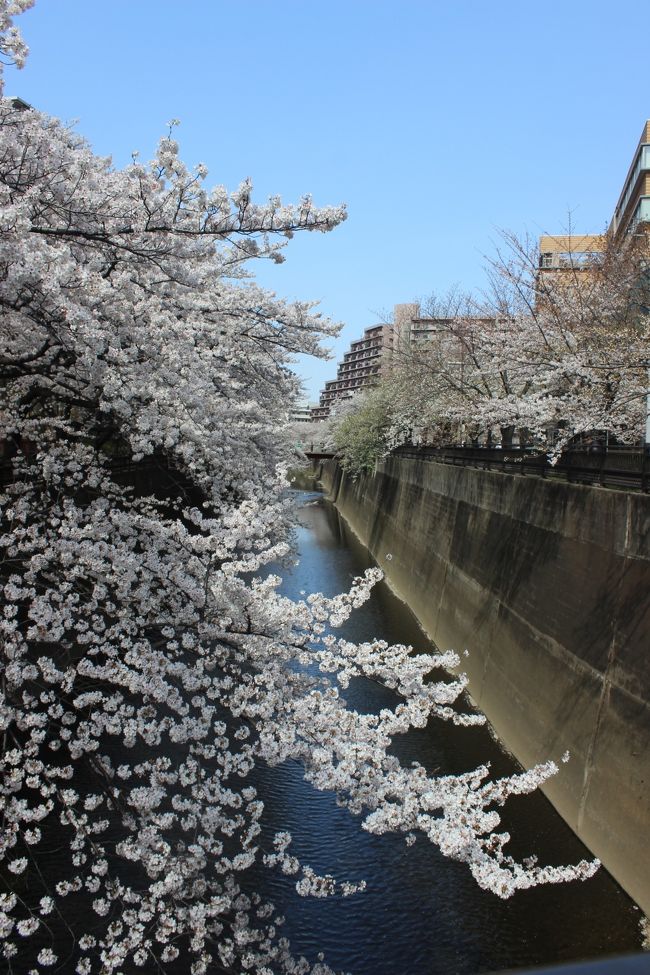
<box><xmin>538</xmin><ymin>234</ymin><xmax>606</xmax><ymax>272</ymax></box>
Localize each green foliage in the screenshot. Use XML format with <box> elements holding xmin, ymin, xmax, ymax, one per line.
<box><xmin>330</xmin><ymin>388</ymin><xmax>394</xmax><ymax>476</ymax></box>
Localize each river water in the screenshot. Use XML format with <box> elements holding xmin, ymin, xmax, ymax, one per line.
<box><xmin>250</xmin><ymin>490</ymin><xmax>642</xmax><ymax>975</ymax></box>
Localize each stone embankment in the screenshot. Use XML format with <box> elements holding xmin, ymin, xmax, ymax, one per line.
<box><xmin>314</xmin><ymin>456</ymin><xmax>650</xmax><ymax>913</ymax></box>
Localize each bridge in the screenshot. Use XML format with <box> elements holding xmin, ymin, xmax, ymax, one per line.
<box><xmin>303</xmin><ymin>449</ymin><xmax>335</xmax><ymax>461</ymax></box>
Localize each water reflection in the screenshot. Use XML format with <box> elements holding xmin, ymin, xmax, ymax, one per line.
<box><xmin>250</xmin><ymin>491</ymin><xmax>642</xmax><ymax>974</ymax></box>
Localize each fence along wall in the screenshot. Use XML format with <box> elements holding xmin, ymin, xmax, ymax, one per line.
<box><xmin>317</xmin><ymin>456</ymin><xmax>650</xmax><ymax>913</ymax></box>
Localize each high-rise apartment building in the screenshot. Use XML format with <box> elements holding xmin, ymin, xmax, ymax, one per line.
<box><xmin>310</xmin><ymin>304</ymin><xmax>467</xmax><ymax>420</ymax></box>
<box><xmin>310</xmin><ymin>323</ymin><xmax>392</xmax><ymax>419</ymax></box>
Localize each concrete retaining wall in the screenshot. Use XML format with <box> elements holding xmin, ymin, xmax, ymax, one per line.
<box><xmin>317</xmin><ymin>456</ymin><xmax>650</xmax><ymax>912</ymax></box>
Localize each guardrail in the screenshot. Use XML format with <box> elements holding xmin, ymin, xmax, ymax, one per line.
<box><xmin>390</xmin><ymin>444</ymin><xmax>650</xmax><ymax>492</ymax></box>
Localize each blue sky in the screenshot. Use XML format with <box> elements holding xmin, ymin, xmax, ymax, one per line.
<box><xmin>7</xmin><ymin>0</ymin><xmax>650</xmax><ymax>399</ymax></box>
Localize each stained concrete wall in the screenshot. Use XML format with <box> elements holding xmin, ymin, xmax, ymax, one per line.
<box><xmin>317</xmin><ymin>456</ymin><xmax>650</xmax><ymax>913</ymax></box>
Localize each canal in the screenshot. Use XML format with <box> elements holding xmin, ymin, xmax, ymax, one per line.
<box><xmin>250</xmin><ymin>490</ymin><xmax>643</xmax><ymax>974</ymax></box>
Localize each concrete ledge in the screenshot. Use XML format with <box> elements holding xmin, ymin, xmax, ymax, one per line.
<box><xmin>318</xmin><ymin>457</ymin><xmax>650</xmax><ymax>913</ymax></box>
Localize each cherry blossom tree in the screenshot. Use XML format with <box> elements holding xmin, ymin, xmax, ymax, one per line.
<box><xmin>1</xmin><ymin>5</ymin><xmax>600</xmax><ymax>974</ymax></box>
<box><xmin>338</xmin><ymin>296</ymin><xmax>539</xmax><ymax>456</ymax></box>
<box><xmin>286</xmin><ymin>418</ymin><xmax>332</xmax><ymax>455</ymax></box>
<box><xmin>484</xmin><ymin>229</ymin><xmax>650</xmax><ymax>451</ymax></box>
<box><xmin>348</xmin><ymin>234</ymin><xmax>650</xmax><ymax>459</ymax></box>
<box><xmin>395</xmin><ymin>307</ymin><xmax>556</xmax><ymax>448</ymax></box>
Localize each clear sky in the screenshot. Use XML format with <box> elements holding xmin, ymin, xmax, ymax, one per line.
<box><xmin>7</xmin><ymin>0</ymin><xmax>650</xmax><ymax>400</ymax></box>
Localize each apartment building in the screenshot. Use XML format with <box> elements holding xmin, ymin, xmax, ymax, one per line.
<box><xmin>311</xmin><ymin>304</ymin><xmax>469</xmax><ymax>420</ymax></box>
<box><xmin>539</xmin><ymin>119</ymin><xmax>650</xmax><ymax>270</ymax></box>
<box><xmin>392</xmin><ymin>302</ymin><xmax>468</xmax><ymax>349</ymax></box>
<box><xmin>311</xmin><ymin>323</ymin><xmax>392</xmax><ymax>419</ymax></box>
<box><xmin>289</xmin><ymin>400</ymin><xmax>317</xmax><ymax>423</ymax></box>
<box><xmin>610</xmin><ymin>120</ymin><xmax>650</xmax><ymax>239</ymax></box>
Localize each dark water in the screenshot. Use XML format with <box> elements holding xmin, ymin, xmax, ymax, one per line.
<box><xmin>251</xmin><ymin>491</ymin><xmax>643</xmax><ymax>975</ymax></box>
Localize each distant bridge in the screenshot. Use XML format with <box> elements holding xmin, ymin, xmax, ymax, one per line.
<box><xmin>295</xmin><ymin>443</ymin><xmax>335</xmax><ymax>461</ymax></box>
<box><xmin>303</xmin><ymin>450</ymin><xmax>335</xmax><ymax>461</ymax></box>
